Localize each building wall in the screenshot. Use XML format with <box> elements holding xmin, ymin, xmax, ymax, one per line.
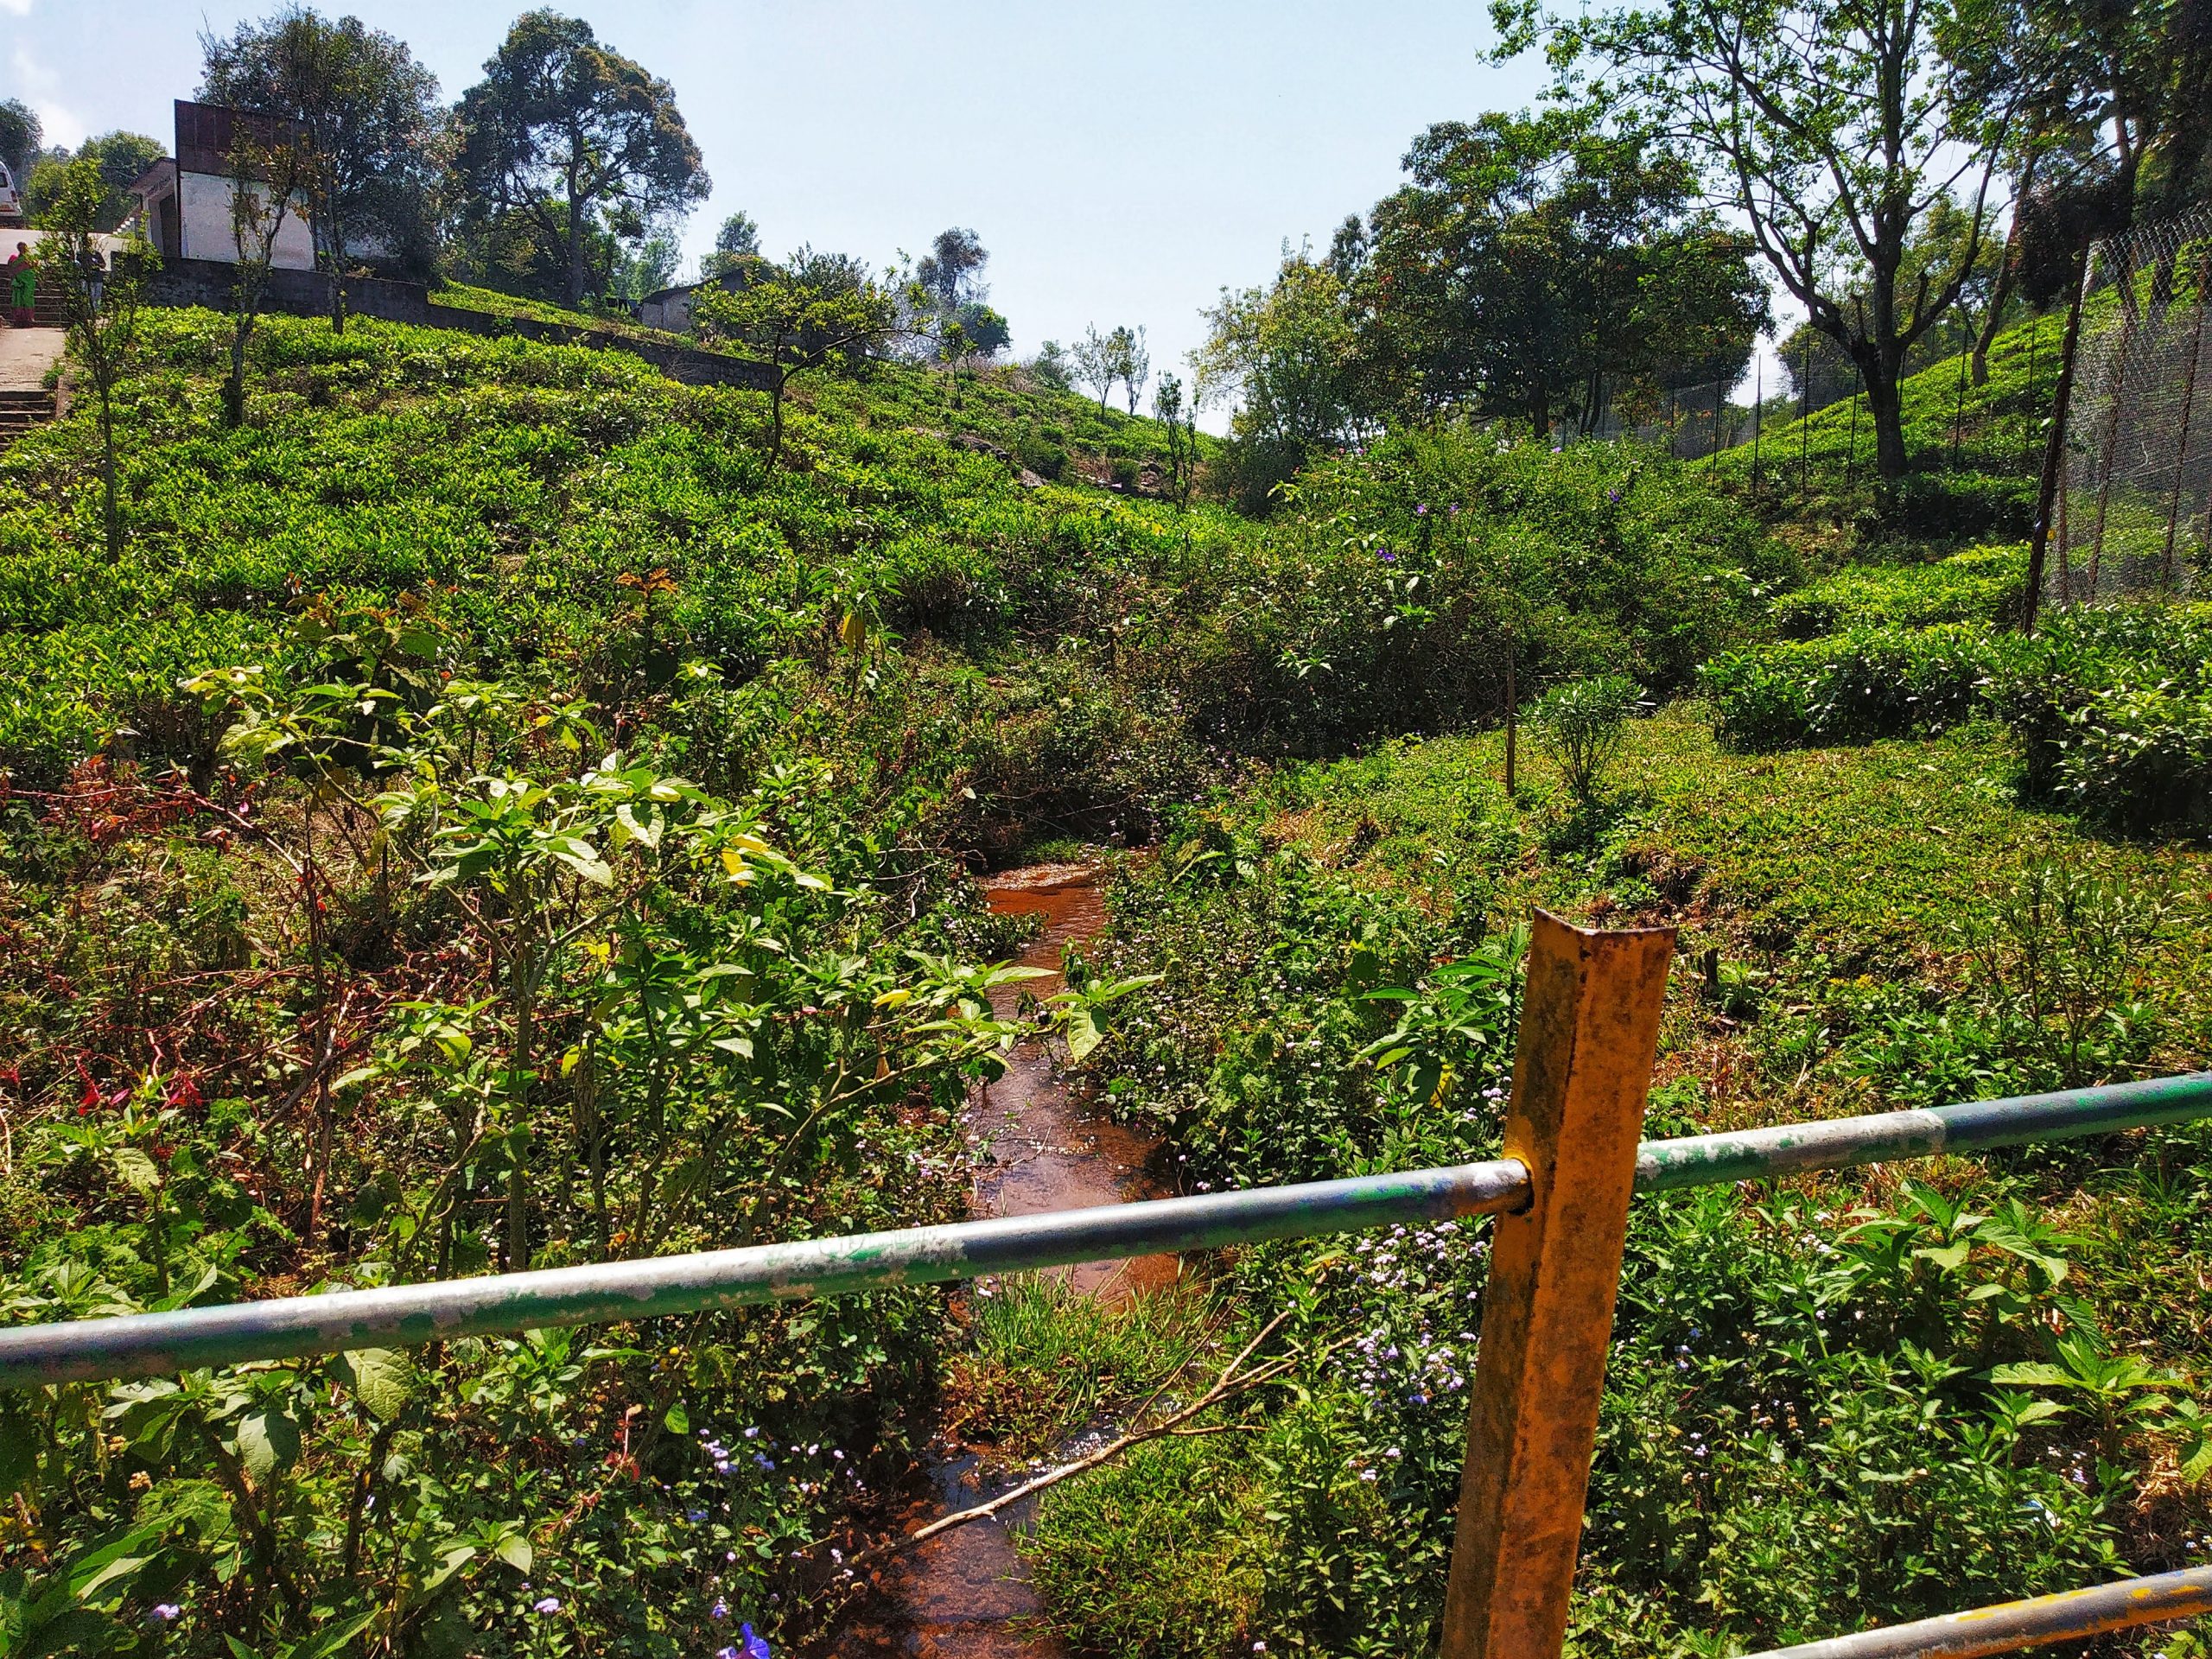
<box><xmin>639</xmin><ymin>288</ymin><xmax>698</xmax><ymax>332</ymax></box>
<box><xmin>177</xmin><ymin>170</ymin><xmax>315</xmax><ymax>270</ymax></box>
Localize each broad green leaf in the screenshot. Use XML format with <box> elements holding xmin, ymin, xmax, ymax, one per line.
<box><xmin>2182</xmin><ymin>1438</ymin><xmax>2212</xmax><ymax>1484</ymax></box>
<box><xmin>336</xmin><ymin>1349</ymin><xmax>417</xmax><ymax>1424</ymax></box>
<box><xmin>1988</xmin><ymin>1363</ymin><xmax>2071</xmax><ymax>1387</ymax></box>
<box><xmin>299</xmin><ymin>1610</ymin><xmax>379</xmax><ymax>1659</ymax></box>
<box><xmin>234</xmin><ymin>1408</ymin><xmax>302</xmax><ymax>1482</ymax></box>
<box><xmin>493</xmin><ymin>1531</ymin><xmax>532</xmax><ymax>1574</ymax></box>
<box><xmin>547</xmin><ymin>842</ymin><xmax>613</xmax><ymax>887</ymax></box>
<box><xmin>67</xmin><ymin>1554</ymin><xmax>149</xmax><ymax>1606</ymax></box>
<box><xmin>419</xmin><ymin>1544</ymin><xmax>474</xmax><ymax>1597</ymax></box>
<box><xmin>1065</xmin><ymin>1007</ymin><xmax>1104</xmax><ymax>1063</ymax></box>
<box><xmin>111</xmin><ymin>1148</ymin><xmax>161</xmax><ymax>1198</ymax></box>
<box><xmin>613</xmin><ymin>803</ymin><xmax>663</xmax><ymax>850</ymax></box>
<box><xmin>664</xmin><ymin>1403</ymin><xmax>690</xmax><ymax>1435</ymax></box>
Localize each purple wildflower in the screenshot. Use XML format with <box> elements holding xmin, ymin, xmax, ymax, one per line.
<box><xmin>1414</xmin><ymin>503</ymin><xmax>1428</xmax><ymax>515</ymax></box>
<box><xmin>1380</xmin><ymin>550</ymin><xmax>1398</xmax><ymax>563</ymax></box>
<box><xmin>149</xmin><ymin>1604</ymin><xmax>182</xmax><ymax>1624</ymax></box>
<box><xmin>711</xmin><ymin>1599</ymin><xmax>730</xmax><ymax>1620</ymax></box>
<box><xmin>532</xmin><ymin>1597</ymin><xmax>562</xmax><ymax>1614</ymax></box>
<box><xmin>743</xmin><ymin>1623</ymin><xmax>772</xmax><ymax>1658</ymax></box>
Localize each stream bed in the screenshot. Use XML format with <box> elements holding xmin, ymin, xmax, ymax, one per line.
<box><xmin>838</xmin><ymin>863</ymin><xmax>1173</xmax><ymax>1656</ymax></box>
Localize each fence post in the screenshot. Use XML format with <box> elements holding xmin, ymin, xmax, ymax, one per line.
<box><xmin>1437</xmin><ymin>910</ymin><xmax>1675</xmax><ymax>1659</ymax></box>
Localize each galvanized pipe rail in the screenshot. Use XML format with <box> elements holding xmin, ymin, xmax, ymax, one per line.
<box><xmin>0</xmin><ymin>1072</ymin><xmax>2201</xmax><ymax>1392</ymax></box>
<box><xmin>1745</xmin><ymin>1564</ymin><xmax>2212</xmax><ymax>1659</ymax></box>
<box><xmin>0</xmin><ymin>910</ymin><xmax>2204</xmax><ymax>1659</ymax></box>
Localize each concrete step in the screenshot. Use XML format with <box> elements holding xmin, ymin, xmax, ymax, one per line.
<box><xmin>0</xmin><ymin>387</ymin><xmax>56</xmax><ymax>449</ymax></box>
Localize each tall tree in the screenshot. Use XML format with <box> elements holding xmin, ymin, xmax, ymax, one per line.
<box><xmin>915</xmin><ymin>226</ymin><xmax>988</xmax><ymax>315</ymax></box>
<box><xmin>0</xmin><ymin>100</ymin><xmax>44</xmax><ymax>181</ymax></box>
<box><xmin>1345</xmin><ymin>109</ymin><xmax>1766</xmax><ymax>437</ymax></box>
<box><xmin>700</xmin><ymin>210</ymin><xmax>760</xmax><ymax>278</ymax></box>
<box><xmin>1193</xmin><ymin>254</ymin><xmax>1365</xmax><ymax>510</ymax></box>
<box><xmin>1110</xmin><ymin>324</ymin><xmax>1151</xmax><ymax>415</ymax></box>
<box><xmin>201</xmin><ymin>7</ymin><xmax>442</xmax><ymax>327</ymax></box>
<box><xmin>1154</xmin><ymin>373</ymin><xmax>1201</xmax><ymax>509</ymax></box>
<box><xmin>613</xmin><ymin>232</ymin><xmax>681</xmax><ymax>302</ymax></box>
<box><xmin>452</xmin><ymin>11</ymin><xmax>709</xmax><ymax>308</ymax></box>
<box><xmin>1071</xmin><ymin>324</ymin><xmax>1120</xmax><ymax>410</ymax></box>
<box><xmin>1495</xmin><ymin>0</ymin><xmax>2017</xmax><ymax>480</ymax></box>
<box><xmin>25</xmin><ymin>132</ymin><xmax>164</xmax><ymax>230</ymax></box>
<box><xmin>911</xmin><ymin>227</ymin><xmax>1009</xmax><ymax>361</ymax></box>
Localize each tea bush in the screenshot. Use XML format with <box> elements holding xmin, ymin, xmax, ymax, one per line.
<box><xmin>1770</xmin><ymin>543</ymin><xmax>2028</xmax><ymax>638</ymax></box>
<box><xmin>1701</xmin><ymin>604</ymin><xmax>2212</xmax><ymax>836</ymax></box>
<box><xmin>1700</xmin><ymin>624</ymin><xmax>2004</xmax><ymax>749</ymax></box>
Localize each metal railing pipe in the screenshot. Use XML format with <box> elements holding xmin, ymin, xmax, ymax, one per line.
<box><xmin>1633</xmin><ymin>1072</ymin><xmax>2212</xmax><ymax>1194</ymax></box>
<box><xmin>0</xmin><ymin>1157</ymin><xmax>1531</xmax><ymax>1389</ymax></box>
<box><xmin>1745</xmin><ymin>1564</ymin><xmax>2212</xmax><ymax>1659</ymax></box>
<box><xmin>0</xmin><ymin>1071</ymin><xmax>2204</xmax><ymax>1394</ymax></box>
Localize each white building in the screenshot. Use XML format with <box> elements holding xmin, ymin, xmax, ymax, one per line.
<box><xmin>128</xmin><ymin>100</ymin><xmax>318</xmax><ymax>270</ymax></box>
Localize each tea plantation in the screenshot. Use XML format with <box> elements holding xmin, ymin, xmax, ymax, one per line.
<box><xmin>0</xmin><ymin>302</ymin><xmax>2206</xmax><ymax>1657</ymax></box>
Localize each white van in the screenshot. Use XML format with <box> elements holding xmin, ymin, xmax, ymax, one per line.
<box><xmin>0</xmin><ymin>160</ymin><xmax>21</xmax><ymax>226</ymax></box>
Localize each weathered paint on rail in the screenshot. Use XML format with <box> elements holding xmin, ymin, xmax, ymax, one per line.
<box><xmin>1633</xmin><ymin>1071</ymin><xmax>2212</xmax><ymax>1193</ymax></box>
<box><xmin>1746</xmin><ymin>1563</ymin><xmax>2212</xmax><ymax>1659</ymax></box>
<box><xmin>0</xmin><ymin>1158</ymin><xmax>1532</xmax><ymax>1389</ymax></box>
<box><xmin>0</xmin><ymin>1071</ymin><xmax>2207</xmax><ymax>1393</ymax></box>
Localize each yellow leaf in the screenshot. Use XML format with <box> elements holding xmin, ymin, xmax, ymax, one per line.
<box><xmin>838</xmin><ymin>611</ymin><xmax>867</xmax><ymax>651</ymax></box>
<box><xmin>872</xmin><ymin>988</ymin><xmax>914</xmax><ymax>1008</ymax></box>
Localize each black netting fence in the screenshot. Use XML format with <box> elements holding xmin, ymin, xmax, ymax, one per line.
<box><xmin>2046</xmin><ymin>203</ymin><xmax>2212</xmax><ymax>607</ymax></box>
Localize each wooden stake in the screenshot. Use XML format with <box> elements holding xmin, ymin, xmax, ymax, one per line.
<box><xmin>1438</xmin><ymin>910</ymin><xmax>1675</xmax><ymax>1659</ymax></box>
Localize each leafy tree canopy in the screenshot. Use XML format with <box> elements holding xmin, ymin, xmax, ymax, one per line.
<box><xmin>700</xmin><ymin>210</ymin><xmax>761</xmax><ymax>278</ymax></box>
<box><xmin>1343</xmin><ymin>106</ymin><xmax>1767</xmax><ymax>436</ymax></box>
<box><xmin>452</xmin><ymin>10</ymin><xmax>709</xmax><ymax>306</ymax></box>
<box><xmin>693</xmin><ymin>246</ymin><xmax>900</xmax><ymax>461</ymax></box>
<box><xmin>200</xmin><ymin>4</ymin><xmax>442</xmax><ymax>286</ymax></box>
<box><xmin>1491</xmin><ymin>0</ymin><xmax>2016</xmax><ymax>480</ymax></box>
<box><xmin>25</xmin><ymin>132</ymin><xmax>164</xmax><ymax>232</ymax></box>
<box><xmin>0</xmin><ymin>99</ymin><xmax>40</xmax><ymax>179</ymax></box>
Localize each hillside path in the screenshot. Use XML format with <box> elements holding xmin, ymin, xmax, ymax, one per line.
<box><xmin>0</xmin><ymin>327</ymin><xmax>64</xmax><ymax>392</ymax></box>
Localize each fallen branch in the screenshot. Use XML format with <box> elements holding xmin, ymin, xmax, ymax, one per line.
<box><xmin>844</xmin><ymin>1308</ymin><xmax>1314</xmax><ymax>1572</ymax></box>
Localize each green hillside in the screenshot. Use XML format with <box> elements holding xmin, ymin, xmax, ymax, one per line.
<box><xmin>0</xmin><ymin>299</ymin><xmax>2207</xmax><ymax>1658</ymax></box>
<box><xmin>1714</xmin><ymin>306</ymin><xmax>2067</xmax><ymax>556</ymax></box>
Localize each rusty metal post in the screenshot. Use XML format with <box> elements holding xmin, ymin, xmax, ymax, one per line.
<box><xmin>1438</xmin><ymin>910</ymin><xmax>1675</xmax><ymax>1659</ymax></box>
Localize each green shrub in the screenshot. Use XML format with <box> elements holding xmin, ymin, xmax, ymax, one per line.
<box><xmin>1529</xmin><ymin>675</ymin><xmax>1639</xmax><ymax>803</ymax></box>
<box><xmin>1700</xmin><ymin>625</ymin><xmax>2004</xmax><ymax>750</ymax></box>
<box><xmin>1772</xmin><ymin>543</ymin><xmax>2027</xmax><ymax>638</ymax></box>
<box><xmin>1996</xmin><ymin>602</ymin><xmax>2212</xmax><ymax>836</ymax></box>
<box><xmin>1704</xmin><ymin>604</ymin><xmax>2212</xmax><ymax>836</ymax></box>
<box><xmin>1177</xmin><ymin>428</ymin><xmax>1789</xmax><ymax>753</ymax></box>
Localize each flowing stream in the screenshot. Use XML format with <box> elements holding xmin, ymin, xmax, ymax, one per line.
<box><xmin>839</xmin><ymin>863</ymin><xmax>1171</xmax><ymax>1656</ymax></box>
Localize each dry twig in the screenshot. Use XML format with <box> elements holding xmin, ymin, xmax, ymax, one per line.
<box><xmin>843</xmin><ymin>1308</ymin><xmax>1314</xmax><ymax>1572</ymax></box>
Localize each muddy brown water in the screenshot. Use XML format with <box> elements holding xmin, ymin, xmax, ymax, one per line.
<box><xmin>836</xmin><ymin>863</ymin><xmax>1173</xmax><ymax>1656</ymax></box>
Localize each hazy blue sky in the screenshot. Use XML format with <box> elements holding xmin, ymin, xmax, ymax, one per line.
<box><xmin>4</xmin><ymin>0</ymin><xmax>1569</xmax><ymax>404</ymax></box>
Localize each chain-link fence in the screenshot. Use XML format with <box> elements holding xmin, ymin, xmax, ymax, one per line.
<box><xmin>2046</xmin><ymin>203</ymin><xmax>2212</xmax><ymax>607</ymax></box>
